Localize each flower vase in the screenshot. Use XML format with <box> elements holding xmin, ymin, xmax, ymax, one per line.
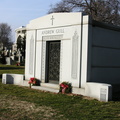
<box><xmin>62</xmin><ymin>88</ymin><xmax>66</xmax><ymax>94</ymax></box>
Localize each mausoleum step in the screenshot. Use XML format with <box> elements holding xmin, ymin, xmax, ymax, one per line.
<box><xmin>23</xmin><ymin>80</ymin><xmax>29</xmax><ymax>87</ymax></box>
<box><xmin>32</xmin><ymin>86</ymin><xmax>59</xmax><ymax>93</ymax></box>
<box><xmin>72</xmin><ymin>87</ymin><xmax>85</xmax><ymax>96</ymax></box>
<box><xmin>22</xmin><ymin>81</ymin><xmax>85</xmax><ymax>95</ymax></box>
<box><xmin>22</xmin><ymin>80</ymin><xmax>59</xmax><ymax>93</ymax></box>
<box><xmin>41</xmin><ymin>83</ymin><xmax>59</xmax><ymax>89</ymax></box>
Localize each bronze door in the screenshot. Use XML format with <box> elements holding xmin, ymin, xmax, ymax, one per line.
<box><xmin>46</xmin><ymin>41</ymin><xmax>60</xmax><ymax>84</ymax></box>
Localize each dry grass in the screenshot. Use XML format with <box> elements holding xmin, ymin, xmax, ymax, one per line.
<box><xmin>0</xmin><ymin>95</ymin><xmax>62</xmax><ymax>120</ymax></box>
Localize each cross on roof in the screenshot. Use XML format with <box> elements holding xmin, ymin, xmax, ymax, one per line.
<box><xmin>51</xmin><ymin>16</ymin><xmax>54</xmax><ymax>25</ymax></box>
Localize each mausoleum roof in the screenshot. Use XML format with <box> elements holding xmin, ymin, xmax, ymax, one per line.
<box><xmin>26</xmin><ymin>12</ymin><xmax>83</xmax><ymax>30</ymax></box>
<box><xmin>26</xmin><ymin>12</ymin><xmax>120</xmax><ymax>31</ymax></box>
<box><xmin>91</xmin><ymin>20</ymin><xmax>120</xmax><ymax>32</ymax></box>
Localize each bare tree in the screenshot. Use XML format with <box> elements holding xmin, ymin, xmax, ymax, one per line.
<box><xmin>48</xmin><ymin>1</ymin><xmax>72</xmax><ymax>13</ymax></box>
<box><xmin>0</xmin><ymin>23</ymin><xmax>12</xmax><ymax>49</ymax></box>
<box><xmin>48</xmin><ymin>0</ymin><xmax>120</xmax><ymax>26</ymax></box>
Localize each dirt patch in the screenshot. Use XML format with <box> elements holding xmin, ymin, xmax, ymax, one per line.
<box><xmin>0</xmin><ymin>95</ymin><xmax>61</xmax><ymax>120</ymax></box>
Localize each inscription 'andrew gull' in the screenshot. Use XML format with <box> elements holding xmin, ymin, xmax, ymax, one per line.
<box><xmin>42</xmin><ymin>29</ymin><xmax>64</xmax><ymax>35</ymax></box>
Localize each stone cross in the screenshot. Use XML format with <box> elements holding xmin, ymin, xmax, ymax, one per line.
<box><xmin>17</xmin><ymin>50</ymin><xmax>22</xmax><ymax>63</ymax></box>
<box><xmin>51</xmin><ymin>16</ymin><xmax>54</xmax><ymax>25</ymax></box>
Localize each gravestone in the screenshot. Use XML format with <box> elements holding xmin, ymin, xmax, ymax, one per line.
<box><xmin>6</xmin><ymin>57</ymin><xmax>12</xmax><ymax>65</ymax></box>
<box><xmin>17</xmin><ymin>50</ymin><xmax>22</xmax><ymax>63</ymax></box>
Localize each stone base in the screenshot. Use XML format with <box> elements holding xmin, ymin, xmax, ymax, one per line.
<box><xmin>41</xmin><ymin>83</ymin><xmax>59</xmax><ymax>89</ymax></box>
<box><xmin>2</xmin><ymin>74</ymin><xmax>24</xmax><ymax>85</ymax></box>
<box><xmin>32</xmin><ymin>86</ymin><xmax>59</xmax><ymax>93</ymax></box>
<box><xmin>2</xmin><ymin>74</ymin><xmax>113</xmax><ymax>102</ymax></box>
<box><xmin>72</xmin><ymin>87</ymin><xmax>85</xmax><ymax>95</ymax></box>
<box><xmin>85</xmin><ymin>82</ymin><xmax>112</xmax><ymax>102</ymax></box>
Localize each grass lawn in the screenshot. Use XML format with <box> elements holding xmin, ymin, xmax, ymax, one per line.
<box><xmin>0</xmin><ymin>64</ymin><xmax>24</xmax><ymax>77</ymax></box>
<box><xmin>0</xmin><ymin>65</ymin><xmax>120</xmax><ymax>120</ymax></box>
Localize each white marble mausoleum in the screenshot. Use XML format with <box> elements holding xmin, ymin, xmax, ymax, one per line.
<box><xmin>25</xmin><ymin>12</ymin><xmax>120</xmax><ymax>101</ymax></box>
<box><xmin>3</xmin><ymin>12</ymin><xmax>120</xmax><ymax>101</ymax></box>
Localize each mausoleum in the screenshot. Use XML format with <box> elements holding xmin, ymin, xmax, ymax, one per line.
<box><xmin>25</xmin><ymin>12</ymin><xmax>120</xmax><ymax>100</ymax></box>
<box><xmin>3</xmin><ymin>12</ymin><xmax>120</xmax><ymax>101</ymax></box>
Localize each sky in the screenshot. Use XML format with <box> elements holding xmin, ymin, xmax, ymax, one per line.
<box><xmin>0</xmin><ymin>0</ymin><xmax>60</xmax><ymax>41</ymax></box>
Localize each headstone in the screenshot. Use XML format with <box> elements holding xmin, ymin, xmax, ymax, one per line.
<box><xmin>6</xmin><ymin>57</ymin><xmax>12</xmax><ymax>65</ymax></box>
<box><xmin>3</xmin><ymin>48</ymin><xmax>8</xmax><ymax>56</ymax></box>
<box><xmin>17</xmin><ymin>49</ymin><xmax>22</xmax><ymax>63</ymax></box>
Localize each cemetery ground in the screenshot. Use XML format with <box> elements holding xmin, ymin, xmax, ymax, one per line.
<box><xmin>0</xmin><ymin>65</ymin><xmax>120</xmax><ymax>120</ymax></box>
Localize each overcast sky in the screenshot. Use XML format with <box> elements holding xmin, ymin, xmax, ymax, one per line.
<box><xmin>0</xmin><ymin>0</ymin><xmax>60</xmax><ymax>41</ymax></box>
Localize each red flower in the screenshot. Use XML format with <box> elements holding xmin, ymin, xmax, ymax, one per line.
<box><xmin>60</xmin><ymin>84</ymin><xmax>68</xmax><ymax>88</ymax></box>
<box><xmin>28</xmin><ymin>77</ymin><xmax>36</xmax><ymax>84</ymax></box>
<box><xmin>28</xmin><ymin>81</ymin><xmax>32</xmax><ymax>84</ymax></box>
<box><xmin>64</xmin><ymin>85</ymin><xmax>68</xmax><ymax>88</ymax></box>
<box><xmin>30</xmin><ymin>77</ymin><xmax>35</xmax><ymax>81</ymax></box>
<box><xmin>60</xmin><ymin>84</ymin><xmax>65</xmax><ymax>88</ymax></box>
